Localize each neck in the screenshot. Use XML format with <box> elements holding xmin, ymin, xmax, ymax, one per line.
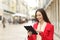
<box><xmin>39</xmin><ymin>20</ymin><xmax>45</xmax><ymax>25</ymax></box>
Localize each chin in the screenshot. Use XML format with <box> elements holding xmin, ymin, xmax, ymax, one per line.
<box><xmin>39</xmin><ymin>20</ymin><xmax>42</xmax><ymax>22</ymax></box>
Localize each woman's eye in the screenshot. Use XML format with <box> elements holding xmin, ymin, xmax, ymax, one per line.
<box><xmin>37</xmin><ymin>14</ymin><xmax>41</xmax><ymax>16</ymax></box>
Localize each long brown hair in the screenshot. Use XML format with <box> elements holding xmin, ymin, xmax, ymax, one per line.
<box><xmin>35</xmin><ymin>8</ymin><xmax>51</xmax><ymax>23</ymax></box>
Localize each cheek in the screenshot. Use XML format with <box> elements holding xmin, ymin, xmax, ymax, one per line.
<box><xmin>36</xmin><ymin>16</ymin><xmax>41</xmax><ymax>20</ymax></box>
<box><xmin>41</xmin><ymin>16</ymin><xmax>43</xmax><ymax>19</ymax></box>
<box><xmin>40</xmin><ymin>16</ymin><xmax>43</xmax><ymax>20</ymax></box>
<box><xmin>36</xmin><ymin>16</ymin><xmax>43</xmax><ymax>20</ymax></box>
<box><xmin>36</xmin><ymin>16</ymin><xmax>40</xmax><ymax>19</ymax></box>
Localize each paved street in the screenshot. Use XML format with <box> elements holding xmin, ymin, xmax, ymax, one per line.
<box><xmin>0</xmin><ymin>23</ymin><xmax>28</xmax><ymax>40</ymax></box>
<box><xmin>0</xmin><ymin>21</ymin><xmax>60</xmax><ymax>40</ymax></box>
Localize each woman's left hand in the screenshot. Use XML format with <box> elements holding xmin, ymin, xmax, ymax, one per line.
<box><xmin>28</xmin><ymin>31</ymin><xmax>32</xmax><ymax>36</ymax></box>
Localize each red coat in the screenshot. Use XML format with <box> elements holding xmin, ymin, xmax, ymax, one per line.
<box><xmin>28</xmin><ymin>22</ymin><xmax>54</xmax><ymax>40</ymax></box>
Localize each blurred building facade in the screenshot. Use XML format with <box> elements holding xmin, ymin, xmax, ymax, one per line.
<box><xmin>0</xmin><ymin>0</ymin><xmax>3</xmax><ymax>17</ymax></box>
<box><xmin>0</xmin><ymin>0</ymin><xmax>3</xmax><ymax>15</ymax></box>
<box><xmin>1</xmin><ymin>0</ymin><xmax>29</xmax><ymax>23</ymax></box>
<box><xmin>0</xmin><ymin>0</ymin><xmax>3</xmax><ymax>24</ymax></box>
<box><xmin>39</xmin><ymin>0</ymin><xmax>60</xmax><ymax>38</ymax></box>
<box><xmin>16</xmin><ymin>0</ymin><xmax>28</xmax><ymax>15</ymax></box>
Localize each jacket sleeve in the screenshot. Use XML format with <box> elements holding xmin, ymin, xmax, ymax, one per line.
<box><xmin>39</xmin><ymin>25</ymin><xmax>54</xmax><ymax>40</ymax></box>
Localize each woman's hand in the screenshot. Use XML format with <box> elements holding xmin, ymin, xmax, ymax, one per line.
<box><xmin>28</xmin><ymin>31</ymin><xmax>32</xmax><ymax>36</ymax></box>
<box><xmin>36</xmin><ymin>30</ymin><xmax>40</xmax><ymax>33</ymax></box>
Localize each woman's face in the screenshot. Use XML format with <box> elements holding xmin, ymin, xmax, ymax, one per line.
<box><xmin>36</xmin><ymin>11</ymin><xmax>44</xmax><ymax>22</ymax></box>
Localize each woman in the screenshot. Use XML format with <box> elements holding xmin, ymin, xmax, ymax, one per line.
<box><xmin>28</xmin><ymin>8</ymin><xmax>54</xmax><ymax>40</ymax></box>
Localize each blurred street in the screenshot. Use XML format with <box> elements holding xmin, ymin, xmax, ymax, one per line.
<box><xmin>0</xmin><ymin>21</ymin><xmax>60</xmax><ymax>40</ymax></box>
<box><xmin>0</xmin><ymin>0</ymin><xmax>60</xmax><ymax>40</ymax></box>
<box><xmin>0</xmin><ymin>22</ymin><xmax>28</xmax><ymax>40</ymax></box>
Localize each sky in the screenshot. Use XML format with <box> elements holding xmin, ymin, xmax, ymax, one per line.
<box><xmin>24</xmin><ymin>0</ymin><xmax>38</xmax><ymax>7</ymax></box>
<box><xmin>24</xmin><ymin>0</ymin><xmax>38</xmax><ymax>17</ymax></box>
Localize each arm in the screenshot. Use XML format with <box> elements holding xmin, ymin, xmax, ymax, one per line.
<box><xmin>28</xmin><ymin>31</ymin><xmax>36</xmax><ymax>40</ymax></box>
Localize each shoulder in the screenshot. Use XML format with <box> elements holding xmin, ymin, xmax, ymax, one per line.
<box><xmin>32</xmin><ymin>22</ymin><xmax>38</xmax><ymax>29</ymax></box>
<box><xmin>46</xmin><ymin>23</ymin><xmax>54</xmax><ymax>29</ymax></box>
<box><xmin>47</xmin><ymin>23</ymin><xmax>54</xmax><ymax>27</ymax></box>
<box><xmin>33</xmin><ymin>22</ymin><xmax>38</xmax><ymax>26</ymax></box>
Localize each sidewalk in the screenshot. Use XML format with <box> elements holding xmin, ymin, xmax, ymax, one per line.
<box><xmin>0</xmin><ymin>22</ymin><xmax>60</xmax><ymax>40</ymax></box>
<box><xmin>54</xmin><ymin>34</ymin><xmax>60</xmax><ymax>40</ymax></box>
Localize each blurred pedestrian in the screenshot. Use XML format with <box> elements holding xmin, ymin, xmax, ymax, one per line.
<box><xmin>8</xmin><ymin>18</ymin><xmax>11</xmax><ymax>24</ymax></box>
<box><xmin>2</xmin><ymin>17</ymin><xmax>6</xmax><ymax>28</ymax></box>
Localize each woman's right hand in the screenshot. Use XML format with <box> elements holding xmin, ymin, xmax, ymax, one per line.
<box><xmin>36</xmin><ymin>30</ymin><xmax>40</xmax><ymax>33</ymax></box>
<box><xmin>28</xmin><ymin>31</ymin><xmax>32</xmax><ymax>36</ymax></box>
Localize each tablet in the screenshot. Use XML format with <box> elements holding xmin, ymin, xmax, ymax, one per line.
<box><xmin>24</xmin><ymin>26</ymin><xmax>37</xmax><ymax>34</ymax></box>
